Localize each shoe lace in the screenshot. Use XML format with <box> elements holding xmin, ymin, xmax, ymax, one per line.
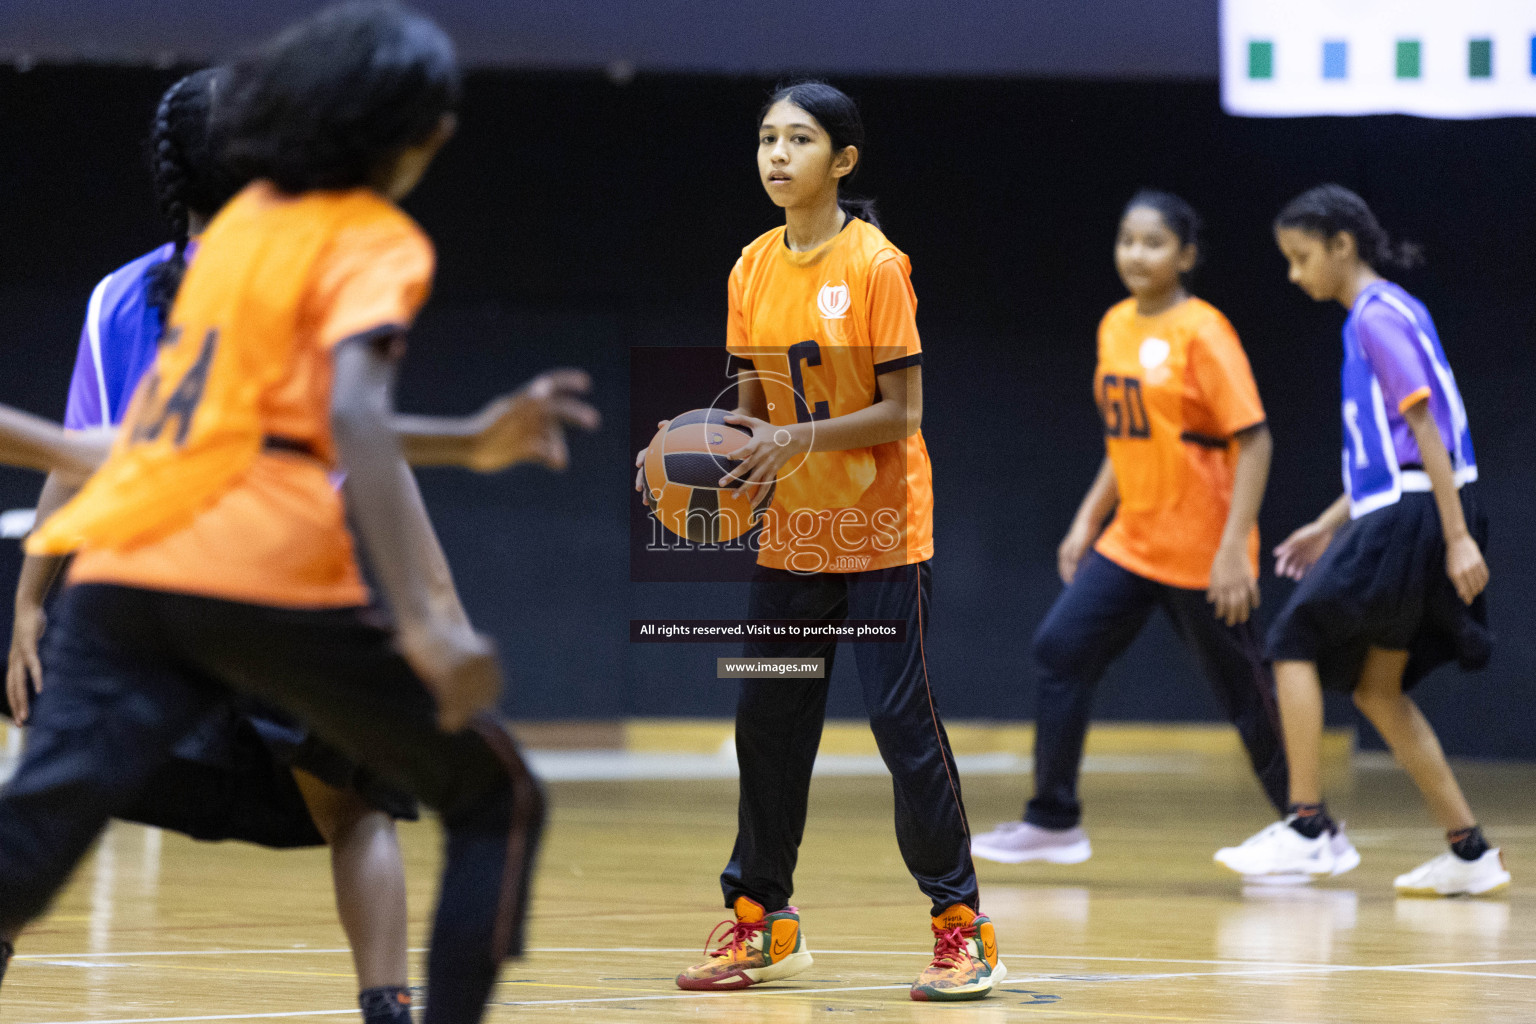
<box><xmin>928</xmin><ymin>924</ymin><xmax>970</xmax><ymax>970</ymax></box>
<box><xmin>704</xmin><ymin>916</ymin><xmax>765</xmax><ymax>960</ymax></box>
<box><xmin>1243</xmin><ymin>821</ymin><xmax>1288</xmax><ymax>846</ymax></box>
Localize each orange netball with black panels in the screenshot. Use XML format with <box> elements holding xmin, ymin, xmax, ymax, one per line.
<box><xmin>641</xmin><ymin>408</ymin><xmax>773</xmax><ymax>544</ymax></box>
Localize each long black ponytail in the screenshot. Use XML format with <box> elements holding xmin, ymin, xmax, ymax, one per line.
<box><xmin>143</xmin><ymin>68</ymin><xmax>241</xmax><ymax>326</ymax></box>
<box><xmin>1275</xmin><ymin>184</ymin><xmax>1424</xmax><ymax>273</ymax></box>
<box><xmin>760</xmin><ymin>80</ymin><xmax>878</xmax><ymax>229</ymax></box>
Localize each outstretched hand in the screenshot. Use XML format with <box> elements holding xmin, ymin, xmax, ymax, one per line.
<box><xmin>1273</xmin><ymin>520</ymin><xmax>1336</xmax><ymax>581</ymax></box>
<box><xmin>466</xmin><ymin>368</ymin><xmax>600</xmax><ymax>473</ymax></box>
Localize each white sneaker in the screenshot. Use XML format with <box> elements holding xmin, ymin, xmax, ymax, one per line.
<box><xmin>1214</xmin><ymin>819</ymin><xmax>1335</xmax><ymax>879</ymax></box>
<box><xmin>1219</xmin><ymin>822</ymin><xmax>1359</xmax><ymax>885</ymax></box>
<box><xmin>1328</xmin><ymin>822</ymin><xmax>1361</xmax><ymax>877</ymax></box>
<box><xmin>1395</xmin><ymin>849</ymin><xmax>1510</xmax><ymax>897</ymax></box>
<box><xmin>971</xmin><ymin>821</ymin><xmax>1092</xmax><ymax>864</ymax></box>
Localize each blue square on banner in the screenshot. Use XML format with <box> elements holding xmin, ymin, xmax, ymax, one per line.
<box><xmin>1323</xmin><ymin>40</ymin><xmax>1348</xmax><ymax>79</ymax></box>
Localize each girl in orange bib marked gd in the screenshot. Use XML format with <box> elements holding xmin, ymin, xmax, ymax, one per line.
<box><xmin>640</xmin><ymin>81</ymin><xmax>1002</xmax><ymax>1002</ymax></box>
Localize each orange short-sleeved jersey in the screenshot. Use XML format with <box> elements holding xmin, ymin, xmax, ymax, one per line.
<box><xmin>1092</xmin><ymin>297</ymin><xmax>1265</xmax><ymax>590</ymax></box>
<box><xmin>59</xmin><ymin>182</ymin><xmax>434</xmax><ymax>607</ymax></box>
<box><xmin>726</xmin><ymin>218</ymin><xmax>932</xmax><ymax>574</ymax></box>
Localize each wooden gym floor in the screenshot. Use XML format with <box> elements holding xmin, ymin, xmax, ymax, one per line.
<box><xmin>3</xmin><ymin>722</ymin><xmax>1534</xmax><ymax>1023</ymax></box>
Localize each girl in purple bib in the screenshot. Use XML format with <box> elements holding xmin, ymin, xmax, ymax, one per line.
<box><xmin>1216</xmin><ymin>185</ymin><xmax>1505</xmax><ymax>898</ymax></box>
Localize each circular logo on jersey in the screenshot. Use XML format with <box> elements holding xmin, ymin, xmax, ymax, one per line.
<box><xmin>817</xmin><ymin>281</ymin><xmax>851</xmax><ymax>320</ymax></box>
<box><xmin>1139</xmin><ymin>337</ymin><xmax>1171</xmax><ymax>370</ymax></box>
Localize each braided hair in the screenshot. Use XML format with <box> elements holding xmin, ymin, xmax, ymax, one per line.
<box><xmin>143</xmin><ymin>68</ymin><xmax>241</xmax><ymax>325</ymax></box>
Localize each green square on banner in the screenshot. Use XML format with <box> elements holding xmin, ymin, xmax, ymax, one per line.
<box><xmin>1469</xmin><ymin>38</ymin><xmax>1493</xmax><ymax>78</ymax></box>
<box><xmin>1248</xmin><ymin>40</ymin><xmax>1274</xmax><ymax>79</ymax></box>
<box><xmin>1396</xmin><ymin>39</ymin><xmax>1421</xmax><ymax>79</ymax></box>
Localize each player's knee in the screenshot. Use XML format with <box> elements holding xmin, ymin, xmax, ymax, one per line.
<box><xmin>440</xmin><ymin>756</ymin><xmax>540</xmax><ymax>835</ymax></box>
<box><xmin>1351</xmin><ymin>686</ymin><xmax>1391</xmax><ymax>716</ymax></box>
<box><xmin>865</xmin><ymin>706</ymin><xmax>919</xmax><ymax>751</ymax></box>
<box><xmin>294</xmin><ymin>771</ymin><xmax>374</xmax><ymax>845</ymax></box>
<box><xmin>1032</xmin><ymin>618</ymin><xmax>1089</xmax><ymax>681</ymax></box>
<box><xmin>332</xmin><ymin>804</ymin><xmax>395</xmax><ymax>849</ymax></box>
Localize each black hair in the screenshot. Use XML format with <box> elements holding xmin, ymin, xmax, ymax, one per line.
<box><xmin>216</xmin><ymin>1</ymin><xmax>460</xmax><ymax>194</ymax></box>
<box><xmin>1122</xmin><ymin>189</ymin><xmax>1203</xmax><ymax>283</ymax></box>
<box><xmin>143</xmin><ymin>68</ymin><xmax>242</xmax><ymax>325</ymax></box>
<box><xmin>759</xmin><ymin>80</ymin><xmax>879</xmax><ymax>229</ymax></box>
<box><xmin>1275</xmin><ymin>183</ymin><xmax>1424</xmax><ymax>272</ymax></box>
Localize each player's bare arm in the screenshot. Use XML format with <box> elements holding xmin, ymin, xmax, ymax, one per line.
<box><xmin>1060</xmin><ymin>457</ymin><xmax>1119</xmax><ymax>584</ymax></box>
<box><xmin>396</xmin><ymin>367</ymin><xmax>599</xmax><ymax>472</ymax></box>
<box><xmin>1403</xmin><ymin>398</ymin><xmax>1488</xmax><ymax>604</ymax></box>
<box><xmin>332</xmin><ymin>332</ymin><xmax>502</xmax><ymax>731</ymax></box>
<box><xmin>0</xmin><ymin>409</ymin><xmax>110</xmax><ymax>483</ymax></box>
<box><xmin>5</xmin><ymin>473</ymin><xmax>80</xmax><ymax>724</ymax></box>
<box><xmin>1207</xmin><ymin>422</ymin><xmax>1271</xmax><ymax>625</ymax></box>
<box><xmin>1273</xmin><ymin>492</ymin><xmax>1350</xmax><ymax>580</ymax></box>
<box><xmin>720</xmin><ymin>364</ymin><xmax>920</xmax><ymax>504</ymax></box>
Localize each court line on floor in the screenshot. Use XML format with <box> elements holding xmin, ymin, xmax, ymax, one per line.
<box><xmin>14</xmin><ymin>948</ymin><xmax>359</xmax><ymax>959</ymax></box>
<box><xmin>1018</xmin><ymin>963</ymin><xmax>1536</xmax><ymax>985</ymax></box>
<box><xmin>14</xmin><ymin>986</ymin><xmax>919</xmax><ymax>1024</ymax></box>
<box><xmin>18</xmin><ymin>1013</ymin><xmax>359</xmax><ymax>1024</ymax></box>
<box><xmin>21</xmin><ymin>958</ymin><xmax>1536</xmax><ymax>1024</ymax></box>
<box><xmin>16</xmin><ymin>945</ymin><xmax>1304</xmax><ymax>966</ymax></box>
<box><xmin>493</xmin><ymin>982</ymin><xmax>912</xmax><ymax>1007</ymax></box>
<box><xmin>25</xmin><ymin>959</ymin><xmax>356</xmax><ymax>981</ymax></box>
<box><xmin>17</xmin><ymin>955</ymin><xmax>1536</xmax><ymax>1024</ymax></box>
<box><xmin>516</xmin><ymin>749</ymin><xmax>1202</xmax><ymax>782</ymax></box>
<box><xmin>539</xmin><ymin>948</ymin><xmax>1536</xmax><ymax>975</ymax></box>
<box><xmin>22</xmin><ymin>946</ymin><xmax>1536</xmax><ymax>972</ymax></box>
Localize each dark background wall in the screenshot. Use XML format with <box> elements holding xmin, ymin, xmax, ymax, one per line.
<box><xmin>0</xmin><ymin>67</ymin><xmax>1531</xmax><ymax>754</ymax></box>
<box><xmin>1</xmin><ymin>1</ymin><xmax>1219</xmax><ymax>77</ymax></box>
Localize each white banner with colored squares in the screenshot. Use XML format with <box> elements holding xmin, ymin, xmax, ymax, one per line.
<box><xmin>1222</xmin><ymin>0</ymin><xmax>1536</xmax><ymax>117</ymax></box>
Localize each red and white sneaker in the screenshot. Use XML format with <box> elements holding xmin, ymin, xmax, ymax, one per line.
<box><xmin>910</xmin><ymin>904</ymin><xmax>1007</xmax><ymax>1001</ymax></box>
<box><xmin>675</xmin><ymin>897</ymin><xmax>812</xmax><ymax>990</ymax></box>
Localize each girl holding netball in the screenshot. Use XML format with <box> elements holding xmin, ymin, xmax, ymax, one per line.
<box><xmin>642</xmin><ymin>81</ymin><xmax>1003</xmax><ymax>1001</ymax></box>
<box><xmin>970</xmin><ymin>192</ymin><xmax>1327</xmax><ymax>869</ymax></box>
<box><xmin>1216</xmin><ymin>185</ymin><xmax>1506</xmax><ymax>896</ymax></box>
